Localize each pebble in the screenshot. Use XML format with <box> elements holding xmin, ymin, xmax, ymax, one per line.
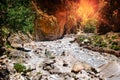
<box><xmin>6</xmin><ymin>34</ymin><xmax>120</xmax><ymax>80</ymax></box>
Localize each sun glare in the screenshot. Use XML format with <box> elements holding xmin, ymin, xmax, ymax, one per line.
<box><xmin>77</xmin><ymin>0</ymin><xmax>99</xmax><ymax>25</ymax></box>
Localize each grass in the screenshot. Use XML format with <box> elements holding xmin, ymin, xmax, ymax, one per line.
<box><xmin>77</xmin><ymin>32</ymin><xmax>120</xmax><ymax>51</ymax></box>
<box><xmin>84</xmin><ymin>25</ymin><xmax>96</xmax><ymax>33</ymax></box>
<box><xmin>110</xmin><ymin>45</ymin><xmax>120</xmax><ymax>50</ymax></box>
<box><xmin>14</xmin><ymin>63</ymin><xmax>26</xmax><ymax>73</ymax></box>
<box><xmin>84</xmin><ymin>18</ymin><xmax>97</xmax><ymax>33</ymax></box>
<box><xmin>37</xmin><ymin>71</ymin><xmax>42</xmax><ymax>75</ymax></box>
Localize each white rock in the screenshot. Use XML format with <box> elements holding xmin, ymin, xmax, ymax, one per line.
<box><xmin>98</xmin><ymin>61</ymin><xmax>120</xmax><ymax>78</ymax></box>
<box><xmin>72</xmin><ymin>62</ymin><xmax>84</xmax><ymax>73</ymax></box>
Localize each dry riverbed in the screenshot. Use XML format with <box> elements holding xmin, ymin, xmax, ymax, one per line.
<box><xmin>0</xmin><ymin>34</ymin><xmax>120</xmax><ymax>80</ymax></box>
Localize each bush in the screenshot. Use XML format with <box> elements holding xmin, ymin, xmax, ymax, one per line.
<box><xmin>78</xmin><ymin>37</ymin><xmax>85</xmax><ymax>42</ymax></box>
<box><xmin>0</xmin><ymin>26</ymin><xmax>10</xmax><ymax>37</ymax></box>
<box><xmin>93</xmin><ymin>41</ymin><xmax>107</xmax><ymax>48</ymax></box>
<box><xmin>77</xmin><ymin>32</ymin><xmax>120</xmax><ymax>53</ymax></box>
<box><xmin>110</xmin><ymin>45</ymin><xmax>120</xmax><ymax>50</ymax></box>
<box><xmin>14</xmin><ymin>63</ymin><xmax>26</xmax><ymax>73</ymax></box>
<box><xmin>84</xmin><ymin>19</ymin><xmax>97</xmax><ymax>33</ymax></box>
<box><xmin>0</xmin><ymin>26</ymin><xmax>10</xmax><ymax>48</ymax></box>
<box><xmin>0</xmin><ymin>0</ymin><xmax>35</xmax><ymax>34</ymax></box>
<box><xmin>7</xmin><ymin>1</ymin><xmax>35</xmax><ymax>33</ymax></box>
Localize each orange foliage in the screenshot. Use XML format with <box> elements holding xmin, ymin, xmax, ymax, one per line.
<box><xmin>77</xmin><ymin>0</ymin><xmax>99</xmax><ymax>24</ymax></box>
<box><xmin>63</xmin><ymin>0</ymin><xmax>99</xmax><ymax>31</ymax></box>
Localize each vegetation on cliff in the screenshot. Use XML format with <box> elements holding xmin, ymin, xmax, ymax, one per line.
<box><xmin>0</xmin><ymin>0</ymin><xmax>34</xmax><ymax>54</ymax></box>
<box><xmin>0</xmin><ymin>0</ymin><xmax>120</xmax><ymax>55</ymax></box>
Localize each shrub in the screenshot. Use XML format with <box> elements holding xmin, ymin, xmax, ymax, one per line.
<box><xmin>90</xmin><ymin>35</ymin><xmax>107</xmax><ymax>48</ymax></box>
<box><xmin>14</xmin><ymin>63</ymin><xmax>26</xmax><ymax>73</ymax></box>
<box><xmin>0</xmin><ymin>26</ymin><xmax>10</xmax><ymax>37</ymax></box>
<box><xmin>7</xmin><ymin>5</ymin><xmax>35</xmax><ymax>33</ymax></box>
<box><xmin>84</xmin><ymin>19</ymin><xmax>97</xmax><ymax>33</ymax></box>
<box><xmin>0</xmin><ymin>26</ymin><xmax>10</xmax><ymax>48</ymax></box>
<box><xmin>110</xmin><ymin>45</ymin><xmax>120</xmax><ymax>50</ymax></box>
<box><xmin>93</xmin><ymin>40</ymin><xmax>106</xmax><ymax>48</ymax></box>
<box><xmin>0</xmin><ymin>0</ymin><xmax>35</xmax><ymax>34</ymax></box>
<box><xmin>84</xmin><ymin>25</ymin><xmax>96</xmax><ymax>33</ymax></box>
<box><xmin>78</xmin><ymin>37</ymin><xmax>85</xmax><ymax>42</ymax></box>
<box><xmin>77</xmin><ymin>35</ymin><xmax>89</xmax><ymax>42</ymax></box>
<box><xmin>77</xmin><ymin>32</ymin><xmax>120</xmax><ymax>52</ymax></box>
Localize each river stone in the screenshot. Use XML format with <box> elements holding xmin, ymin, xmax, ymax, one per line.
<box><xmin>98</xmin><ymin>61</ymin><xmax>120</xmax><ymax>79</ymax></box>
<box><xmin>0</xmin><ymin>57</ymin><xmax>10</xmax><ymax>80</ymax></box>
<box><xmin>8</xmin><ymin>31</ymin><xmax>32</xmax><ymax>48</ymax></box>
<box><xmin>72</xmin><ymin>62</ymin><xmax>84</xmax><ymax>73</ymax></box>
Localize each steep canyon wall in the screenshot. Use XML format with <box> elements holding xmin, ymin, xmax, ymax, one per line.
<box><xmin>32</xmin><ymin>0</ymin><xmax>120</xmax><ymax>41</ymax></box>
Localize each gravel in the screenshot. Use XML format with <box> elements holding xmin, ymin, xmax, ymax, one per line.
<box><xmin>7</xmin><ymin>34</ymin><xmax>120</xmax><ymax>80</ymax></box>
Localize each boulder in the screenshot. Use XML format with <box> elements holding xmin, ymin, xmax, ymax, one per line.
<box><xmin>0</xmin><ymin>57</ymin><xmax>10</xmax><ymax>80</ymax></box>
<box><xmin>72</xmin><ymin>62</ymin><xmax>84</xmax><ymax>73</ymax></box>
<box><xmin>8</xmin><ymin>31</ymin><xmax>32</xmax><ymax>48</ymax></box>
<box><xmin>72</xmin><ymin>61</ymin><xmax>91</xmax><ymax>73</ymax></box>
<box><xmin>97</xmin><ymin>61</ymin><xmax>120</xmax><ymax>79</ymax></box>
<box><xmin>34</xmin><ymin>12</ymin><xmax>64</xmax><ymax>41</ymax></box>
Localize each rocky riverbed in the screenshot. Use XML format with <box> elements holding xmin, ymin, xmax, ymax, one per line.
<box><xmin>0</xmin><ymin>34</ymin><xmax>120</xmax><ymax>80</ymax></box>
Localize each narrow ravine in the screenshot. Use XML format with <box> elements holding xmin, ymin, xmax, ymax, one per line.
<box><xmin>25</xmin><ymin>34</ymin><xmax>119</xmax><ymax>67</ymax></box>
<box><xmin>4</xmin><ymin>34</ymin><xmax>120</xmax><ymax>80</ymax></box>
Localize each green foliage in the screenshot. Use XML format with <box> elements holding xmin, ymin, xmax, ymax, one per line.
<box><xmin>84</xmin><ymin>19</ymin><xmax>97</xmax><ymax>33</ymax></box>
<box><xmin>93</xmin><ymin>40</ymin><xmax>107</xmax><ymax>48</ymax></box>
<box><xmin>37</xmin><ymin>71</ymin><xmax>42</xmax><ymax>75</ymax></box>
<box><xmin>0</xmin><ymin>26</ymin><xmax>10</xmax><ymax>37</ymax></box>
<box><xmin>0</xmin><ymin>26</ymin><xmax>10</xmax><ymax>48</ymax></box>
<box><xmin>0</xmin><ymin>1</ymin><xmax>7</xmax><ymax>26</ymax></box>
<box><xmin>77</xmin><ymin>32</ymin><xmax>120</xmax><ymax>51</ymax></box>
<box><xmin>111</xmin><ymin>35</ymin><xmax>118</xmax><ymax>39</ymax></box>
<box><xmin>91</xmin><ymin>33</ymin><xmax>120</xmax><ymax>50</ymax></box>
<box><xmin>6</xmin><ymin>0</ymin><xmax>35</xmax><ymax>33</ymax></box>
<box><xmin>14</xmin><ymin>63</ymin><xmax>26</xmax><ymax>73</ymax></box>
<box><xmin>78</xmin><ymin>36</ymin><xmax>86</xmax><ymax>42</ymax></box>
<box><xmin>0</xmin><ymin>0</ymin><xmax>35</xmax><ymax>34</ymax></box>
<box><xmin>91</xmin><ymin>36</ymin><xmax>107</xmax><ymax>48</ymax></box>
<box><xmin>5</xmin><ymin>42</ymin><xmax>12</xmax><ymax>48</ymax></box>
<box><xmin>110</xmin><ymin>45</ymin><xmax>120</xmax><ymax>50</ymax></box>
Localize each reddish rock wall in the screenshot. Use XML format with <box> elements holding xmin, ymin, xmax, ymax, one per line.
<box><xmin>97</xmin><ymin>0</ymin><xmax>120</xmax><ymax>34</ymax></box>
<box><xmin>32</xmin><ymin>0</ymin><xmax>120</xmax><ymax>40</ymax></box>
<box><xmin>32</xmin><ymin>0</ymin><xmax>80</xmax><ymax>41</ymax></box>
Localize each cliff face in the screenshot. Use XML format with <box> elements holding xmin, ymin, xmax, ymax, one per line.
<box><xmin>32</xmin><ymin>0</ymin><xmax>80</xmax><ymax>41</ymax></box>
<box><xmin>32</xmin><ymin>0</ymin><xmax>66</xmax><ymax>41</ymax></box>
<box><xmin>97</xmin><ymin>0</ymin><xmax>120</xmax><ymax>34</ymax></box>
<box><xmin>34</xmin><ymin>13</ymin><xmax>62</xmax><ymax>41</ymax></box>
<box><xmin>32</xmin><ymin>0</ymin><xmax>120</xmax><ymax>41</ymax></box>
<box><xmin>33</xmin><ymin>0</ymin><xmax>98</xmax><ymax>41</ymax></box>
